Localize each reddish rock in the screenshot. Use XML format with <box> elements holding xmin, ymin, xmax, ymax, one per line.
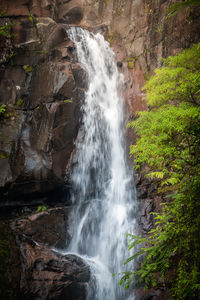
<box><xmin>11</xmin><ymin>207</ymin><xmax>72</xmax><ymax>248</ymax></box>
<box><xmin>58</xmin><ymin>1</ymin><xmax>83</xmax><ymax>24</ymax></box>
<box><xmin>1</xmin><ymin>0</ymin><xmax>58</xmax><ymax>19</ymax></box>
<box><xmin>19</xmin><ymin>240</ymin><xmax>90</xmax><ymax>300</ymax></box>
<box><xmin>0</xmin><ymin>0</ymin><xmax>30</xmax><ymax>16</ymax></box>
<box><xmin>0</xmin><ymin>3</ymin><xmax>200</xmax><ymax>299</ymax></box>
<box><xmin>0</xmin><ymin>14</ymin><xmax>86</xmax><ymax>200</ymax></box>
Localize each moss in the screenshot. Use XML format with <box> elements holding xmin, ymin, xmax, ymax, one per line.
<box><xmin>127</xmin><ymin>61</ymin><xmax>134</xmax><ymax>69</ymax></box>
<box><xmin>8</xmin><ymin>51</ymin><xmax>15</xmax><ymax>64</ymax></box>
<box><xmin>155</xmin><ymin>24</ymin><xmax>164</xmax><ymax>33</ymax></box>
<box><xmin>0</xmin><ymin>151</ymin><xmax>10</xmax><ymax>159</ymax></box>
<box><xmin>144</xmin><ymin>72</ymin><xmax>152</xmax><ymax>81</ymax></box>
<box><xmin>16</xmin><ymin>98</ymin><xmax>24</xmax><ymax>107</ymax></box>
<box><xmin>23</xmin><ymin>65</ymin><xmax>33</xmax><ymax>74</ymax></box>
<box><xmin>0</xmin><ymin>23</ymin><xmax>12</xmax><ymax>38</ymax></box>
<box><xmin>106</xmin><ymin>32</ymin><xmax>115</xmax><ymax>46</ymax></box>
<box><xmin>0</xmin><ymin>104</ymin><xmax>6</xmax><ymax>115</ymax></box>
<box><xmin>28</xmin><ymin>13</ymin><xmax>34</xmax><ymax>22</ymax></box>
<box><xmin>64</xmin><ymin>99</ymin><xmax>73</xmax><ymax>103</ymax></box>
<box><xmin>0</xmin><ymin>10</ymin><xmax>7</xmax><ymax>17</ymax></box>
<box><xmin>33</xmin><ymin>105</ymin><xmax>40</xmax><ymax>110</ymax></box>
<box><xmin>127</xmin><ymin>55</ymin><xmax>139</xmax><ymax>69</ymax></box>
<box><xmin>0</xmin><ymin>105</ymin><xmax>17</xmax><ymax>122</ymax></box>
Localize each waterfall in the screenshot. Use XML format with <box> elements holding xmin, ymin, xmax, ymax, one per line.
<box><xmin>66</xmin><ymin>27</ymin><xmax>137</xmax><ymax>300</ymax></box>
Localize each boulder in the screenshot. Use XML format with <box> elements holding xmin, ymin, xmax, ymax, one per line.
<box><xmin>19</xmin><ymin>240</ymin><xmax>90</xmax><ymax>300</ymax></box>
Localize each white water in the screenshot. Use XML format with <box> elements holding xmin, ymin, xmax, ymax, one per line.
<box><xmin>67</xmin><ymin>27</ymin><xmax>137</xmax><ymax>300</ymax></box>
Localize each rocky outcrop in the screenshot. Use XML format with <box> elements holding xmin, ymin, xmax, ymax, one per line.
<box><xmin>19</xmin><ymin>241</ymin><xmax>90</xmax><ymax>300</ymax></box>
<box><xmin>0</xmin><ymin>207</ymin><xmax>90</xmax><ymax>300</ymax></box>
<box><xmin>1</xmin><ymin>0</ymin><xmax>199</xmax><ymax>204</ymax></box>
<box><xmin>76</xmin><ymin>0</ymin><xmax>200</xmax><ymax>116</ymax></box>
<box><xmin>0</xmin><ymin>10</ymin><xmax>86</xmax><ymax>202</ymax></box>
<box><xmin>11</xmin><ymin>207</ymin><xmax>72</xmax><ymax>248</ymax></box>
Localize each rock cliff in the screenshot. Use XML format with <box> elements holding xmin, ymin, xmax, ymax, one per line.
<box><xmin>1</xmin><ymin>0</ymin><xmax>200</xmax><ymax>203</ymax></box>
<box><xmin>0</xmin><ymin>0</ymin><xmax>200</xmax><ymax>299</ymax></box>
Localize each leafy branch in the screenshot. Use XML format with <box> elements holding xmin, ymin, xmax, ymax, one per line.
<box><xmin>122</xmin><ymin>43</ymin><xmax>200</xmax><ymax>299</ymax></box>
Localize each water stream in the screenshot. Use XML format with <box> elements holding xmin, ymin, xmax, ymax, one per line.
<box><xmin>66</xmin><ymin>27</ymin><xmax>137</xmax><ymax>300</ymax></box>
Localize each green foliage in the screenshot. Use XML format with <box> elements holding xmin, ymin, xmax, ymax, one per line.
<box><xmin>23</xmin><ymin>65</ymin><xmax>33</xmax><ymax>74</ymax></box>
<box><xmin>0</xmin><ymin>22</ymin><xmax>12</xmax><ymax>38</ymax></box>
<box><xmin>0</xmin><ymin>151</ymin><xmax>10</xmax><ymax>159</ymax></box>
<box><xmin>142</xmin><ymin>43</ymin><xmax>200</xmax><ymax>107</ymax></box>
<box><xmin>28</xmin><ymin>13</ymin><xmax>34</xmax><ymax>22</ymax></box>
<box><xmin>16</xmin><ymin>98</ymin><xmax>25</xmax><ymax>107</ymax></box>
<box><xmin>64</xmin><ymin>99</ymin><xmax>73</xmax><ymax>103</ymax></box>
<box><xmin>127</xmin><ymin>56</ymin><xmax>137</xmax><ymax>69</ymax></box>
<box><xmin>0</xmin><ymin>104</ymin><xmax>10</xmax><ymax>121</ymax></box>
<box><xmin>7</xmin><ymin>51</ymin><xmax>15</xmax><ymax>64</ymax></box>
<box><xmin>123</xmin><ymin>43</ymin><xmax>200</xmax><ymax>299</ymax></box>
<box><xmin>0</xmin><ymin>10</ymin><xmax>7</xmax><ymax>17</ymax></box>
<box><xmin>0</xmin><ymin>104</ymin><xmax>16</xmax><ymax>121</ymax></box>
<box><xmin>167</xmin><ymin>0</ymin><xmax>200</xmax><ymax>18</ymax></box>
<box><xmin>128</xmin><ymin>61</ymin><xmax>134</xmax><ymax>69</ymax></box>
<box><xmin>0</xmin><ymin>104</ymin><xmax>6</xmax><ymax>115</ymax></box>
<box><xmin>36</xmin><ymin>205</ymin><xmax>48</xmax><ymax>213</ymax></box>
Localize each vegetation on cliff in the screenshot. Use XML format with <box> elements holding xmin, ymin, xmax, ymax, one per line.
<box><xmin>167</xmin><ymin>0</ymin><xmax>200</xmax><ymax>18</ymax></box>
<box><xmin>121</xmin><ymin>43</ymin><xmax>200</xmax><ymax>299</ymax></box>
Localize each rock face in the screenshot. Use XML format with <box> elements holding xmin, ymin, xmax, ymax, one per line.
<box><xmin>19</xmin><ymin>242</ymin><xmax>90</xmax><ymax>300</ymax></box>
<box><xmin>0</xmin><ymin>0</ymin><xmax>200</xmax><ymax>299</ymax></box>
<box><xmin>2</xmin><ymin>207</ymin><xmax>90</xmax><ymax>300</ymax></box>
<box><xmin>0</xmin><ymin>10</ymin><xmax>86</xmax><ymax>202</ymax></box>
<box><xmin>11</xmin><ymin>207</ymin><xmax>72</xmax><ymax>248</ymax></box>
<box><xmin>1</xmin><ymin>0</ymin><xmax>200</xmax><ymax>204</ymax></box>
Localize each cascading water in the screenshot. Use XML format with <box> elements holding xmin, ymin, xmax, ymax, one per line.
<box><xmin>66</xmin><ymin>27</ymin><xmax>137</xmax><ymax>300</ymax></box>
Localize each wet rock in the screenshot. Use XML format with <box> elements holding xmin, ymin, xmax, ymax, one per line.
<box><xmin>4</xmin><ymin>206</ymin><xmax>91</xmax><ymax>299</ymax></box>
<box><xmin>0</xmin><ymin>26</ymin><xmax>85</xmax><ymax>201</ymax></box>
<box><xmin>28</xmin><ymin>62</ymin><xmax>68</xmax><ymax>107</ymax></box>
<box><xmin>19</xmin><ymin>239</ymin><xmax>90</xmax><ymax>300</ymax></box>
<box><xmin>72</xmin><ymin>64</ymin><xmax>87</xmax><ymax>89</ymax></box>
<box><xmin>0</xmin><ymin>110</ymin><xmax>24</xmax><ymax>188</ymax></box>
<box><xmin>11</xmin><ymin>207</ymin><xmax>72</xmax><ymax>248</ymax></box>
<box><xmin>135</xmin><ymin>287</ymin><xmax>168</xmax><ymax>300</ymax></box>
<box><xmin>6</xmin><ymin>101</ymin><xmax>78</xmax><ymax>197</ymax></box>
<box><xmin>52</xmin><ymin>102</ymin><xmax>78</xmax><ymax>179</ymax></box>
<box><xmin>12</xmin><ymin>18</ymin><xmax>40</xmax><ymax>50</ymax></box>
<box><xmin>58</xmin><ymin>2</ymin><xmax>83</xmax><ymax>24</ymax></box>
<box><xmin>0</xmin><ymin>66</ymin><xmax>26</xmax><ymax>105</ymax></box>
<box><xmin>63</xmin><ymin>7</ymin><xmax>83</xmax><ymax>24</ymax></box>
<box><xmin>117</xmin><ymin>61</ymin><xmax>123</xmax><ymax>68</ymax></box>
<box><xmin>139</xmin><ymin>199</ymin><xmax>154</xmax><ymax>233</ymax></box>
<box><xmin>36</xmin><ymin>18</ymin><xmax>67</xmax><ymax>51</ymax></box>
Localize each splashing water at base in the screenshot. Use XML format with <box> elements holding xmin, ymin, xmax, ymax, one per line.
<box><xmin>67</xmin><ymin>27</ymin><xmax>137</xmax><ymax>300</ymax></box>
